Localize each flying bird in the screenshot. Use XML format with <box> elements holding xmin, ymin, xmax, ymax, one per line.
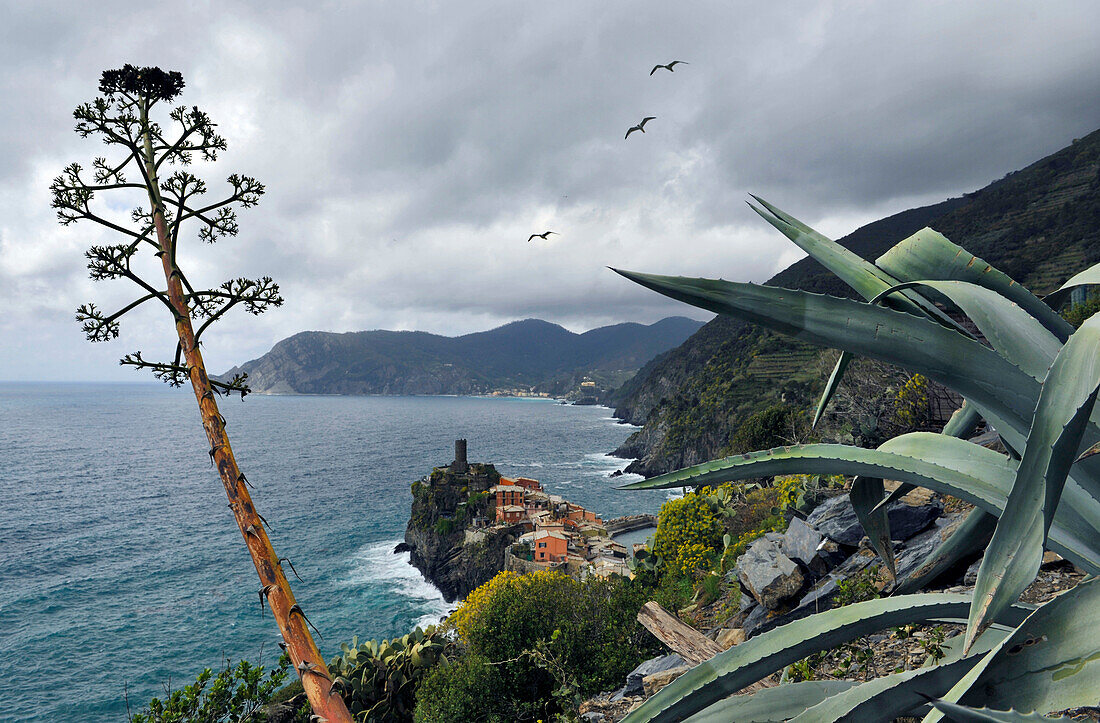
<box><xmin>650</xmin><ymin>60</ymin><xmax>688</xmax><ymax>75</ymax></box>
<box><xmin>527</xmin><ymin>231</ymin><xmax>558</xmax><ymax>242</ymax></box>
<box><xmin>625</xmin><ymin>117</ymin><xmax>656</xmax><ymax>139</ymax></box>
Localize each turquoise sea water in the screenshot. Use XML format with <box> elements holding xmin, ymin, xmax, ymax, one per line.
<box><xmin>0</xmin><ymin>383</ymin><xmax>665</xmax><ymax>721</ymax></box>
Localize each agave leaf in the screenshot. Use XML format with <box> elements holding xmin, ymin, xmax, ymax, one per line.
<box><xmin>875</xmin><ymin>402</ymin><xmax>986</xmax><ymax>514</ymax></box>
<box><xmin>926</xmin><ymin>577</ymin><xmax>1100</xmax><ymax>721</ymax></box>
<box><xmin>875</xmin><ymin>227</ymin><xmax>1073</xmax><ymax>342</ymax></box>
<box><xmin>1043</xmin><ymin>260</ymin><xmax>1100</xmax><ymax>309</ymax></box>
<box><xmin>617</xmin><ymin>435</ymin><xmax>1100</xmax><ymax>573</ymax></box>
<box><xmin>610</xmin><ymin>271</ymin><xmax>1040</xmax><ymax>434</ymax></box>
<box><xmin>611</xmin><ymin>269</ymin><xmax>1100</xmax><ymax>504</ymax></box>
<box><xmin>813</xmin><ymin>350</ymin><xmax>853</xmax><ymax>428</ymax></box>
<box><xmin>747</xmin><ymin>197</ymin><xmax>901</xmax><ymax>304</ymax></box>
<box><xmin>749</xmin><ymin>200</ymin><xmax>970</xmax><ymax>424</ymax></box>
<box><xmin>893</xmin><ymin>506</ymin><xmax>997</xmax><ymax>595</ymax></box>
<box><xmin>966</xmin><ymin>312</ymin><xmax>1100</xmax><ymax>652</ymax></box>
<box><xmin>681</xmin><ymin>680</ymin><xmax>859</xmax><ymax>723</ymax></box>
<box><xmin>871</xmin><ymin>280</ymin><xmax>1062</xmax><ymax>382</ymax></box>
<box><xmin>850</xmin><ymin>476</ymin><xmax>894</xmax><ymax>578</ymax></box>
<box><xmin>620</xmin><ymin>593</ymin><xmax>1032</xmax><ymax>723</ymax></box>
<box><xmin>924</xmin><ymin>699</ymin><xmax>1070</xmax><ymax>722</ymax></box>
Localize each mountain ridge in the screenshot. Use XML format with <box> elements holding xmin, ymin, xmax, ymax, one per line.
<box><xmin>221</xmin><ymin>316</ymin><xmax>705</xmax><ymax>396</ymax></box>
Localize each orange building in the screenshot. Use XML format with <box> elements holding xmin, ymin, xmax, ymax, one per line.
<box><xmin>491</xmin><ymin>484</ymin><xmax>526</xmax><ymax>510</ymax></box>
<box><xmin>498</xmin><ymin>504</ymin><xmax>526</xmax><ymax>523</ymax></box>
<box><xmin>515</xmin><ymin>477</ymin><xmax>543</xmax><ymax>491</ymax></box>
<box><xmin>533</xmin><ymin>529</ymin><xmax>568</xmax><ymax>563</ymax></box>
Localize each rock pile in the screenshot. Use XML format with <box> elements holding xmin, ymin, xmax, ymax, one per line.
<box><xmin>727</xmin><ymin>490</ymin><xmax>946</xmax><ymax>637</ymax></box>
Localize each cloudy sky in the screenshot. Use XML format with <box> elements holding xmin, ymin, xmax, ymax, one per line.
<box><xmin>3</xmin><ymin>1</ymin><xmax>1099</xmax><ymax>381</ymax></box>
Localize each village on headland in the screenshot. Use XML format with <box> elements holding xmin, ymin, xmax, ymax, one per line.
<box><xmin>401</xmin><ymin>439</ymin><xmax>656</xmax><ymax>601</ymax></box>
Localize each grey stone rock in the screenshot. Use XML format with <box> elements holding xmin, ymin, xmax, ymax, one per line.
<box><xmin>582</xmin><ymin>713</ymin><xmax>605</xmax><ymax>722</ymax></box>
<box><xmin>784</xmin><ymin>517</ymin><xmax>827</xmax><ymax>573</ymax></box>
<box><xmin>741</xmin><ymin>600</ymin><xmax>774</xmax><ymax>637</ymax></box>
<box><xmin>737</xmin><ymin>537</ymin><xmax>805</xmax><ymax>609</ymax></box>
<box><xmin>889</xmin><ymin>499</ymin><xmax>944</xmax><ymax>541</ymax></box>
<box><xmin>806</xmin><ymin>493</ymin><xmax>942</xmax><ymax>547</ymax></box>
<box><xmin>621</xmin><ymin>654</ymin><xmax>686</xmax><ymax>697</ymax></box>
<box><xmin>893</xmin><ymin>512</ymin><xmax>967</xmax><ymax>584</ymax></box>
<box><xmin>806</xmin><ymin>494</ymin><xmax>863</xmax><ymax>546</ymax></box>
<box><xmin>743</xmin><ymin>551</ymin><xmax>880</xmax><ymax>639</ymax></box>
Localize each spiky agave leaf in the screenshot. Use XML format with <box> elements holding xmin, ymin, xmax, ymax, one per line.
<box><xmin>616</xmin><ymin>435</ymin><xmax>1100</xmax><ymax>573</ymax></box>
<box><xmin>620</xmin><ymin>594</ymin><xmax>1033</xmax><ymax>723</ymax></box>
<box><xmin>875</xmin><ymin>227</ymin><xmax>1073</xmax><ymax>342</ymax></box>
<box><xmin>923</xmin><ymin>699</ymin><xmax>1070</xmax><ymax>722</ymax></box>
<box><xmin>850</xmin><ymin>475</ymin><xmax>895</xmax><ymax>577</ymax></box>
<box><xmin>813</xmin><ymin>350</ymin><xmax>852</xmax><ymax>428</ymax></box>
<box><xmin>871</xmin><ymin>280</ymin><xmax>1062</xmax><ymax>382</ymax></box>
<box><xmin>610</xmin><ymin>270</ymin><xmax>1100</xmax><ymax>504</ymax></box>
<box><xmin>927</xmin><ymin>578</ymin><xmax>1100</xmax><ymax>721</ymax></box>
<box><xmin>965</xmin><ymin>312</ymin><xmax>1100</xmax><ymax>652</ymax></box>
<box><xmin>680</xmin><ymin>680</ymin><xmax>860</xmax><ymax>722</ymax></box>
<box><xmin>747</xmin><ymin>198</ymin><xmax>964</xmax><ymax>425</ymax></box>
<box><xmin>610</xmin><ymin>271</ymin><xmax>1039</xmax><ymax>432</ymax></box>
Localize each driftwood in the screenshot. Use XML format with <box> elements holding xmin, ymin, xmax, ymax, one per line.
<box><xmin>636</xmin><ymin>601</ymin><xmax>778</xmax><ymax>693</ymax></box>
<box><xmin>636</xmin><ymin>601</ymin><xmax>725</xmax><ymax>665</ymax></box>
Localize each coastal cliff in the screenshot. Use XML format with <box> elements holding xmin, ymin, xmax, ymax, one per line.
<box><xmin>401</xmin><ymin>461</ymin><xmax>517</xmax><ymax>602</ymax></box>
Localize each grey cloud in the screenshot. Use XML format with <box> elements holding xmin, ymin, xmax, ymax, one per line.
<box><xmin>3</xmin><ymin>1</ymin><xmax>1100</xmax><ymax>381</ymax></box>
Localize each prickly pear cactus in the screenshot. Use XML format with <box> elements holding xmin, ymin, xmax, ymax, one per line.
<box><xmin>329</xmin><ymin>625</ymin><xmax>449</xmax><ymax>721</ymax></box>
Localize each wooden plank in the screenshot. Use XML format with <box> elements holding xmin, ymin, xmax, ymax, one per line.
<box><xmin>636</xmin><ymin>601</ymin><xmax>725</xmax><ymax>665</ymax></box>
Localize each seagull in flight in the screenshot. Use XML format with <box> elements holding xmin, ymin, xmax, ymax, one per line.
<box><xmin>527</xmin><ymin>231</ymin><xmax>558</xmax><ymax>242</ymax></box>
<box><xmin>625</xmin><ymin>117</ymin><xmax>656</xmax><ymax>139</ymax></box>
<box><xmin>650</xmin><ymin>60</ymin><xmax>688</xmax><ymax>75</ymax></box>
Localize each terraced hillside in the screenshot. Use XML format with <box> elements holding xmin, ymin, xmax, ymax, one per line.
<box><xmin>613</xmin><ymin>128</ymin><xmax>1100</xmax><ymax>476</ymax></box>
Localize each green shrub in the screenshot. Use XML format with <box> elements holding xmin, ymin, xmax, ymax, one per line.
<box><xmin>1061</xmin><ymin>291</ymin><xmax>1100</xmax><ymax>328</ymax></box>
<box><xmin>413</xmin><ymin>655</ymin><xmax>509</xmax><ymax>723</ymax></box>
<box><xmin>723</xmin><ymin>404</ymin><xmax>805</xmax><ymax>456</ymax></box>
<box><xmin>447</xmin><ymin>570</ymin><xmax>657</xmax><ymax>717</ymax></box>
<box><xmin>127</xmin><ymin>655</ymin><xmax>290</xmax><ymax>723</ymax></box>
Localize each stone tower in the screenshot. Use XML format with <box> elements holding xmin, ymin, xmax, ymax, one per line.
<box><xmin>452</xmin><ymin>438</ymin><xmax>468</xmax><ymax>473</ymax></box>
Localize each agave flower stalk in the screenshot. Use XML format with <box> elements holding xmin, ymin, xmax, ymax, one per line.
<box><xmin>54</xmin><ymin>65</ymin><xmax>351</xmax><ymax>722</ymax></box>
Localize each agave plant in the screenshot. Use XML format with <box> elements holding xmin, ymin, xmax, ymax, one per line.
<box><xmin>614</xmin><ymin>201</ymin><xmax>1100</xmax><ymax>721</ymax></box>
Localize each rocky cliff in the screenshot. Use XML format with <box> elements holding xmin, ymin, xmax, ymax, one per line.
<box><xmin>401</xmin><ymin>462</ymin><xmax>518</xmax><ymax>603</ymax></box>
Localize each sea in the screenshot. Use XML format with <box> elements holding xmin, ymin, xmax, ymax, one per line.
<box><xmin>0</xmin><ymin>383</ymin><xmax>667</xmax><ymax>722</ymax></box>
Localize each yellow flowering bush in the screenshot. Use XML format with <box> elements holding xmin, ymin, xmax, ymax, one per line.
<box><xmin>894</xmin><ymin>373</ymin><xmax>930</xmax><ymax>427</ymax></box>
<box><xmin>652</xmin><ymin>492</ymin><xmax>724</xmax><ymax>579</ymax></box>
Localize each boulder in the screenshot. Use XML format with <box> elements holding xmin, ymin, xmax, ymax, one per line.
<box><xmin>888</xmin><ymin>499</ymin><xmax>944</xmax><ymax>541</ymax></box>
<box><xmin>893</xmin><ymin>512</ymin><xmax>971</xmax><ymax>584</ymax></box>
<box><xmin>806</xmin><ymin>493</ymin><xmax>942</xmax><ymax>547</ymax></box>
<box><xmin>806</xmin><ymin>494</ymin><xmax>863</xmax><ymax>546</ymax></box>
<box><xmin>618</xmin><ymin>654</ymin><xmax>686</xmax><ymax>698</ymax></box>
<box><xmin>737</xmin><ymin>537</ymin><xmax>805</xmax><ymax>609</ymax></box>
<box><xmin>964</xmin><ymin>557</ymin><xmax>981</xmax><ymax>586</ymax></box>
<box><xmin>783</xmin><ymin>517</ymin><xmax>835</xmax><ymax>575</ymax></box>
